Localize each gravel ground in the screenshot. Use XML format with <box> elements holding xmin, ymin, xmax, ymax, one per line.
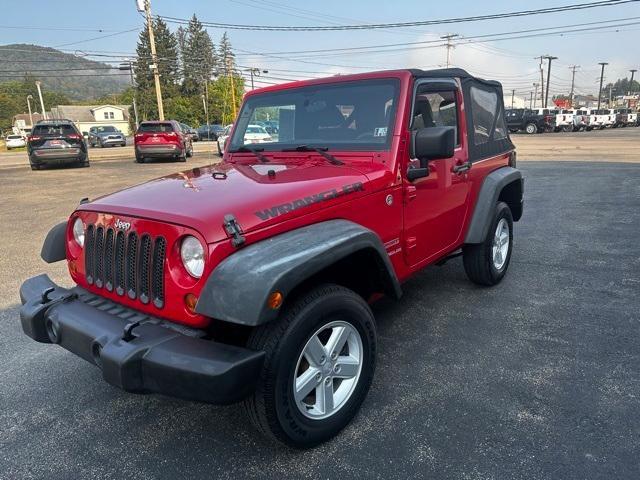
<box><xmin>1</xmin><ymin>160</ymin><xmax>639</xmax><ymax>479</ymax></box>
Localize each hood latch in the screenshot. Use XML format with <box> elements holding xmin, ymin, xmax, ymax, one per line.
<box><xmin>223</xmin><ymin>214</ymin><xmax>246</xmax><ymax>248</ymax></box>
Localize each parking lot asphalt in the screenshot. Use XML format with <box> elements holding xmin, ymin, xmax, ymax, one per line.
<box><xmin>1</xmin><ymin>157</ymin><xmax>639</xmax><ymax>479</ymax></box>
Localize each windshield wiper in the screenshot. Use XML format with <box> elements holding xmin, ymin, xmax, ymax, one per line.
<box><xmin>282</xmin><ymin>145</ymin><xmax>344</xmax><ymax>165</ymax></box>
<box><xmin>229</xmin><ymin>145</ymin><xmax>270</xmax><ymax>163</ymax></box>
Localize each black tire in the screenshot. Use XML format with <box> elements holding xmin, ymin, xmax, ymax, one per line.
<box><xmin>217</xmin><ymin>141</ymin><xmax>222</xmax><ymax>156</ymax></box>
<box><xmin>463</xmin><ymin>201</ymin><xmax>514</xmax><ymax>286</ymax></box>
<box><xmin>525</xmin><ymin>123</ymin><xmax>537</xmax><ymax>135</ymax></box>
<box><xmin>178</xmin><ymin>149</ymin><xmax>187</xmax><ymax>162</ymax></box>
<box><xmin>186</xmin><ymin>144</ymin><xmax>193</xmax><ymax>158</ymax></box>
<box><xmin>243</xmin><ymin>284</ymin><xmax>376</xmax><ymax>448</ymax></box>
<box><xmin>135</xmin><ymin>153</ymin><xmax>144</xmax><ymax>163</ymax></box>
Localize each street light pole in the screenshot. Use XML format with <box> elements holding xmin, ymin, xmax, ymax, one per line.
<box><xmin>35</xmin><ymin>81</ymin><xmax>47</xmax><ymax>120</ymax></box>
<box><xmin>244</xmin><ymin>67</ymin><xmax>268</xmax><ymax>90</ymax></box>
<box><xmin>120</xmin><ymin>60</ymin><xmax>139</xmax><ymax>128</ymax></box>
<box><xmin>597</xmin><ymin>62</ymin><xmax>608</xmax><ymax>111</ymax></box>
<box><xmin>543</xmin><ymin>55</ymin><xmax>558</xmax><ymax>108</ymax></box>
<box><xmin>201</xmin><ymin>93</ymin><xmax>209</xmax><ymax>141</ymax></box>
<box><xmin>629</xmin><ymin>69</ymin><xmax>638</xmax><ymax>108</ymax></box>
<box><xmin>144</xmin><ymin>0</ymin><xmax>164</xmax><ymax>120</ymax></box>
<box><xmin>26</xmin><ymin>95</ymin><xmax>34</xmax><ymax>128</ymax></box>
<box><xmin>533</xmin><ymin>83</ymin><xmax>539</xmax><ymax>109</ymax></box>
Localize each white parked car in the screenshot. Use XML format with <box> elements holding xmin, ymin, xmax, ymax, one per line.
<box><xmin>570</xmin><ymin>109</ymin><xmax>588</xmax><ymax>131</ymax></box>
<box><xmin>598</xmin><ymin>109</ymin><xmax>616</xmax><ymax>128</ymax></box>
<box><xmin>5</xmin><ymin>134</ymin><xmax>26</xmax><ymax>150</ymax></box>
<box><xmin>584</xmin><ymin>108</ymin><xmax>603</xmax><ymax>131</ymax></box>
<box><xmin>243</xmin><ymin>124</ymin><xmax>273</xmax><ymax>144</ymax></box>
<box><xmin>548</xmin><ymin>108</ymin><xmax>574</xmax><ymax>132</ymax></box>
<box><xmin>216</xmin><ymin>124</ymin><xmax>233</xmax><ymax>156</ymax></box>
<box><xmin>217</xmin><ymin>124</ymin><xmax>274</xmax><ymax>156</ymax></box>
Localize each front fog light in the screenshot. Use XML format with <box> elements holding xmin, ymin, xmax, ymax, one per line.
<box><xmin>180</xmin><ymin>235</ymin><xmax>205</xmax><ymax>278</ymax></box>
<box><xmin>72</xmin><ymin>218</ymin><xmax>85</xmax><ymax>247</ymax></box>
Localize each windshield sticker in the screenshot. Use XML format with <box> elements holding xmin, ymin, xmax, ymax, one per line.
<box><xmin>373</xmin><ymin>127</ymin><xmax>387</xmax><ymax>137</ymax></box>
<box><xmin>255</xmin><ymin>182</ymin><xmax>364</xmax><ymax>221</ymax></box>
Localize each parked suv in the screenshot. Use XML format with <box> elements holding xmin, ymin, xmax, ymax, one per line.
<box><xmin>19</xmin><ymin>68</ymin><xmax>523</xmax><ymax>448</ymax></box>
<box><xmin>5</xmin><ymin>134</ymin><xmax>26</xmax><ymax>150</ymax></box>
<box><xmin>27</xmin><ymin>120</ymin><xmax>88</xmax><ymax>170</ymax></box>
<box><xmin>505</xmin><ymin>108</ymin><xmax>552</xmax><ymax>134</ymax></box>
<box><xmin>88</xmin><ymin>126</ymin><xmax>126</xmax><ymax>148</ymax></box>
<box><xmin>134</xmin><ymin>120</ymin><xmax>193</xmax><ymax>163</ymax></box>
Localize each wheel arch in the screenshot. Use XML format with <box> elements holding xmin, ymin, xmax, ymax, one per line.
<box><xmin>195</xmin><ymin>220</ymin><xmax>402</xmax><ymax>327</ymax></box>
<box><xmin>464</xmin><ymin>166</ymin><xmax>524</xmax><ymax>244</ymax></box>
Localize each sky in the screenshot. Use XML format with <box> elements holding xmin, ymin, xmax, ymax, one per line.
<box><xmin>1</xmin><ymin>0</ymin><xmax>639</xmax><ymax>102</ymax></box>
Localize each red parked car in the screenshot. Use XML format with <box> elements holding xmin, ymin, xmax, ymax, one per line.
<box><xmin>20</xmin><ymin>68</ymin><xmax>523</xmax><ymax>448</ymax></box>
<box><xmin>134</xmin><ymin>120</ymin><xmax>193</xmax><ymax>163</ymax></box>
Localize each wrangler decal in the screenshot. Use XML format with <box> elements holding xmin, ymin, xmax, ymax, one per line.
<box><xmin>255</xmin><ymin>182</ymin><xmax>364</xmax><ymax>221</ymax></box>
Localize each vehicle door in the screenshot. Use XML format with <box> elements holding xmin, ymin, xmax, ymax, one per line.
<box><xmin>403</xmin><ymin>80</ymin><xmax>470</xmax><ymax>267</ymax></box>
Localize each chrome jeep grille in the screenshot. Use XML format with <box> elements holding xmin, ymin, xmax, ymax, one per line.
<box><xmin>84</xmin><ymin>224</ymin><xmax>166</xmax><ymax>308</ymax></box>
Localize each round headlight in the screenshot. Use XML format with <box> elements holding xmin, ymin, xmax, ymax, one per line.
<box><xmin>72</xmin><ymin>218</ymin><xmax>85</xmax><ymax>247</ymax></box>
<box><xmin>180</xmin><ymin>236</ymin><xmax>205</xmax><ymax>278</ymax></box>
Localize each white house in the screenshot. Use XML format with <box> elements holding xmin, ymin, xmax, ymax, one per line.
<box><xmin>48</xmin><ymin>104</ymin><xmax>133</xmax><ymax>135</ymax></box>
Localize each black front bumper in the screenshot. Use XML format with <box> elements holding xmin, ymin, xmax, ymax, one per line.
<box><xmin>19</xmin><ymin>275</ymin><xmax>264</xmax><ymax>404</ymax></box>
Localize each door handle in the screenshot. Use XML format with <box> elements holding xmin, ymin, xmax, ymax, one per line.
<box><xmin>452</xmin><ymin>161</ymin><xmax>472</xmax><ymax>174</ymax></box>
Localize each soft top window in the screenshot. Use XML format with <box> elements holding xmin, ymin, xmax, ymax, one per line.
<box><xmin>138</xmin><ymin>123</ymin><xmax>174</xmax><ymax>133</ymax></box>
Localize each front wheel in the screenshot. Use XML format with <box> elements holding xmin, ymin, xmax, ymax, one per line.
<box><xmin>463</xmin><ymin>201</ymin><xmax>514</xmax><ymax>286</ymax></box>
<box><xmin>525</xmin><ymin>123</ymin><xmax>537</xmax><ymax>134</ymax></box>
<box><xmin>243</xmin><ymin>284</ymin><xmax>376</xmax><ymax>448</ymax></box>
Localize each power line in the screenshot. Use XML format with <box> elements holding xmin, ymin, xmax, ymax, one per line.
<box><xmin>53</xmin><ymin>28</ymin><xmax>140</xmax><ymax>48</ymax></box>
<box><xmin>157</xmin><ymin>1</ymin><xmax>639</xmax><ymax>31</ymax></box>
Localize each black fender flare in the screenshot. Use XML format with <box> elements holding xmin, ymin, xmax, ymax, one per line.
<box><xmin>195</xmin><ymin>219</ymin><xmax>402</xmax><ymax>326</ymax></box>
<box><xmin>41</xmin><ymin>222</ymin><xmax>67</xmax><ymax>263</ymax></box>
<box><xmin>465</xmin><ymin>167</ymin><xmax>524</xmax><ymax>244</ymax></box>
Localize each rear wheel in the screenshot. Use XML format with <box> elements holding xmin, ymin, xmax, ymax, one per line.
<box><xmin>463</xmin><ymin>201</ymin><xmax>514</xmax><ymax>286</ymax></box>
<box><xmin>243</xmin><ymin>284</ymin><xmax>376</xmax><ymax>448</ymax></box>
<box><xmin>186</xmin><ymin>144</ymin><xmax>193</xmax><ymax>158</ymax></box>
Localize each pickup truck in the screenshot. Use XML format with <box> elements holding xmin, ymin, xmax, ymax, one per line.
<box><xmin>18</xmin><ymin>68</ymin><xmax>523</xmax><ymax>448</ymax></box>
<box><xmin>505</xmin><ymin>108</ymin><xmax>553</xmax><ymax>134</ymax></box>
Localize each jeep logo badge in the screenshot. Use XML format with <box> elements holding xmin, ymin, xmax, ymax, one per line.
<box><xmin>114</xmin><ymin>219</ymin><xmax>131</xmax><ymax>231</ymax></box>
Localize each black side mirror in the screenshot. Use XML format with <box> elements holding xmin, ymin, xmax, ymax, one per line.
<box><xmin>407</xmin><ymin>126</ymin><xmax>456</xmax><ymax>181</ymax></box>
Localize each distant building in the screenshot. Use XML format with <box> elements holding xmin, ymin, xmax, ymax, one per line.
<box><xmin>12</xmin><ymin>104</ymin><xmax>133</xmax><ymax>136</ymax></box>
<box><xmin>49</xmin><ymin>104</ymin><xmax>132</xmax><ymax>135</ymax></box>
<box><xmin>572</xmin><ymin>95</ymin><xmax>599</xmax><ymax>109</ymax></box>
<box><xmin>12</xmin><ymin>112</ymin><xmax>45</xmax><ymax>135</ymax></box>
<box><xmin>504</xmin><ymin>95</ymin><xmax>527</xmax><ymax>109</ymax></box>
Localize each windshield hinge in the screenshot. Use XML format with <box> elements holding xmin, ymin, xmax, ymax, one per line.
<box><xmin>223</xmin><ymin>214</ymin><xmax>246</xmax><ymax>248</ymax></box>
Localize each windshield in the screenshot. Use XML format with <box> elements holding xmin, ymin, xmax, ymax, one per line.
<box><xmin>7</xmin><ymin>135</ymin><xmax>22</xmax><ymax>139</ymax></box>
<box><xmin>230</xmin><ymin>79</ymin><xmax>399</xmax><ymax>151</ymax></box>
<box><xmin>32</xmin><ymin>124</ymin><xmax>75</xmax><ymax>135</ymax></box>
<box><xmin>138</xmin><ymin>122</ymin><xmax>174</xmax><ymax>133</ymax></box>
<box><xmin>96</xmin><ymin>126</ymin><xmax>117</xmax><ymax>133</ymax></box>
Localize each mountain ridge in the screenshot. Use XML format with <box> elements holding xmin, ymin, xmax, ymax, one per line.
<box><xmin>0</xmin><ymin>44</ymin><xmax>129</xmax><ymax>100</ymax></box>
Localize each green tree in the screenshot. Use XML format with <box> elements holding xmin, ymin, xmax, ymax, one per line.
<box><xmin>134</xmin><ymin>18</ymin><xmax>179</xmax><ymax>120</ymax></box>
<box><xmin>181</xmin><ymin>15</ymin><xmax>217</xmax><ymax>95</ymax></box>
<box><xmin>218</xmin><ymin>32</ymin><xmax>236</xmax><ymax>74</ymax></box>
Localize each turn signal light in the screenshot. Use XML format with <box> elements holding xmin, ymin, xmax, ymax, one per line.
<box><xmin>267</xmin><ymin>291</ymin><xmax>283</xmax><ymax>310</ymax></box>
<box><xmin>184</xmin><ymin>293</ymin><xmax>198</xmax><ymax>313</ymax></box>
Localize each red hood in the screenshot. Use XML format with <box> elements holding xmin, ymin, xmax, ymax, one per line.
<box><xmin>79</xmin><ymin>154</ymin><xmax>382</xmax><ymax>243</ymax></box>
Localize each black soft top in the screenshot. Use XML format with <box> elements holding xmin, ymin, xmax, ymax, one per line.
<box><xmin>409</xmin><ymin>67</ymin><xmax>501</xmax><ymax>88</ymax></box>
<box><xmin>410</xmin><ymin>68</ymin><xmax>513</xmax><ymax>161</ymax></box>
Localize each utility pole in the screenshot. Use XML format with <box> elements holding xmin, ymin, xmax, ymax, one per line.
<box><xmin>537</xmin><ymin>56</ymin><xmax>545</xmax><ymax>109</ymax></box>
<box><xmin>569</xmin><ymin>65</ymin><xmax>579</xmax><ymax>107</ymax></box>
<box><xmin>511</xmin><ymin>89</ymin><xmax>515</xmax><ymax>109</ymax></box>
<box><xmin>142</xmin><ymin>0</ymin><xmax>164</xmax><ymax>120</ymax></box>
<box><xmin>543</xmin><ymin>55</ymin><xmax>558</xmax><ymax>108</ymax></box>
<box><xmin>609</xmin><ymin>84</ymin><xmax>613</xmax><ymax>107</ymax></box>
<box><xmin>533</xmin><ymin>83</ymin><xmax>539</xmax><ymax>109</ymax></box>
<box><xmin>26</xmin><ymin>95</ymin><xmax>34</xmax><ymax>128</ymax></box>
<box><xmin>630</xmin><ymin>69</ymin><xmax>638</xmax><ymax>107</ymax></box>
<box><xmin>227</xmin><ymin>56</ymin><xmax>237</xmax><ymax>121</ymax></box>
<box><xmin>441</xmin><ymin>34</ymin><xmax>459</xmax><ymax>68</ymax></box>
<box><xmin>119</xmin><ymin>60</ymin><xmax>139</xmax><ymax>128</ymax></box>
<box><xmin>244</xmin><ymin>67</ymin><xmax>268</xmax><ymax>90</ymax></box>
<box><xmin>597</xmin><ymin>62</ymin><xmax>608</xmax><ymax>110</ymax></box>
<box><xmin>35</xmin><ymin>81</ymin><xmax>47</xmax><ymax>120</ymax></box>
<box><xmin>530</xmin><ymin>91</ymin><xmax>533</xmax><ymax>110</ymax></box>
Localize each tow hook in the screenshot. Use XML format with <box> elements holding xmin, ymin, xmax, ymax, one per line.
<box><xmin>122</xmin><ymin>320</ymin><xmax>143</xmax><ymax>342</ymax></box>
<box><xmin>41</xmin><ymin>287</ymin><xmax>77</xmax><ymax>308</ymax></box>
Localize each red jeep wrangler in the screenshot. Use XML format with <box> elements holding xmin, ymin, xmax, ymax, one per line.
<box><xmin>20</xmin><ymin>68</ymin><xmax>523</xmax><ymax>448</ymax></box>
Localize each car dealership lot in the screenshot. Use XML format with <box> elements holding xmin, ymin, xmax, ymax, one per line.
<box><xmin>1</xmin><ymin>137</ymin><xmax>639</xmax><ymax>478</ymax></box>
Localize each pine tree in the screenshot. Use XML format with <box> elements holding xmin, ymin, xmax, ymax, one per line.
<box><xmin>182</xmin><ymin>15</ymin><xmax>216</xmax><ymax>95</ymax></box>
<box><xmin>218</xmin><ymin>32</ymin><xmax>236</xmax><ymax>75</ymax></box>
<box><xmin>133</xmin><ymin>18</ymin><xmax>179</xmax><ymax>120</ymax></box>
